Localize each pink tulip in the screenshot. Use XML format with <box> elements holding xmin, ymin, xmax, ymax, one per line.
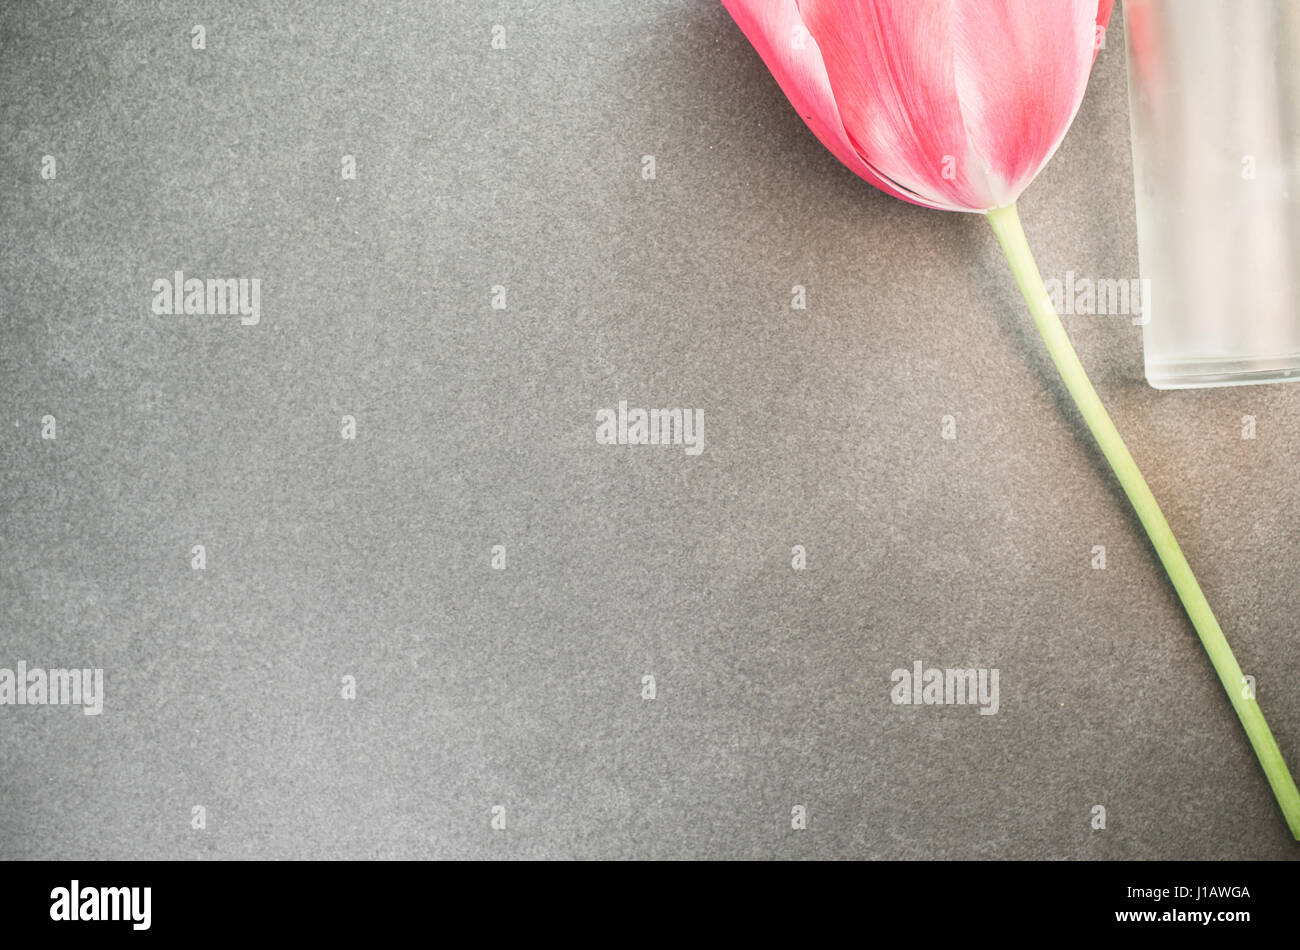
<box><xmin>721</xmin><ymin>0</ymin><xmax>1114</xmax><ymax>211</ymax></box>
<box><xmin>723</xmin><ymin>0</ymin><xmax>1300</xmax><ymax>838</ymax></box>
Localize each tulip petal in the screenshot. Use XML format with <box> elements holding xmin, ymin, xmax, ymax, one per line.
<box><xmin>721</xmin><ymin>0</ymin><xmax>967</xmax><ymax>211</ymax></box>
<box><xmin>952</xmin><ymin>0</ymin><xmax>1099</xmax><ymax>206</ymax></box>
<box><xmin>798</xmin><ymin>0</ymin><xmax>1000</xmax><ymax>211</ymax></box>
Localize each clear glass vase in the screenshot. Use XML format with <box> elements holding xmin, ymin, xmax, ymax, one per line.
<box><xmin>1124</xmin><ymin>0</ymin><xmax>1300</xmax><ymax>388</ymax></box>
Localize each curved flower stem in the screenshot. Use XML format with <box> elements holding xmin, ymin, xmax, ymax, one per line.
<box><xmin>986</xmin><ymin>201</ymin><xmax>1300</xmax><ymax>839</ymax></box>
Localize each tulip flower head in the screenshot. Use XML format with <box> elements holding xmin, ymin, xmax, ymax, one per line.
<box><xmin>722</xmin><ymin>0</ymin><xmax>1114</xmax><ymax>212</ymax></box>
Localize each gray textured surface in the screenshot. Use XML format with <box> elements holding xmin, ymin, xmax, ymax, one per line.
<box><xmin>2</xmin><ymin>1</ymin><xmax>1298</xmax><ymax>860</ymax></box>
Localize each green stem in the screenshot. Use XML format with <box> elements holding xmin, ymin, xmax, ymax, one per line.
<box><xmin>986</xmin><ymin>201</ymin><xmax>1300</xmax><ymax>840</ymax></box>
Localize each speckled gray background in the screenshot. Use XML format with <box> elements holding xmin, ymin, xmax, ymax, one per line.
<box><xmin>2</xmin><ymin>1</ymin><xmax>1298</xmax><ymax>860</ymax></box>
